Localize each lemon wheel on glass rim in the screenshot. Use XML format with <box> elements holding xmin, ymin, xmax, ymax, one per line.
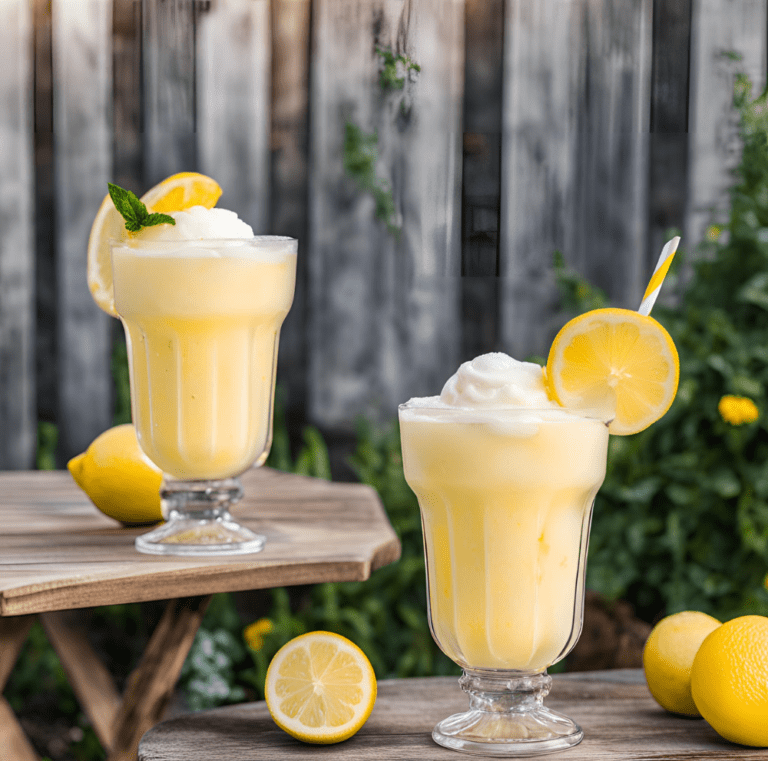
<box><xmin>546</xmin><ymin>307</ymin><xmax>679</xmax><ymax>435</ymax></box>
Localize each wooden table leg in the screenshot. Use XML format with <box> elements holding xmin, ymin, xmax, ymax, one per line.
<box><xmin>106</xmin><ymin>595</ymin><xmax>212</xmax><ymax>761</ymax></box>
<box><xmin>39</xmin><ymin>610</ymin><xmax>122</xmax><ymax>751</ymax></box>
<box><xmin>0</xmin><ymin>615</ymin><xmax>40</xmax><ymax>761</ymax></box>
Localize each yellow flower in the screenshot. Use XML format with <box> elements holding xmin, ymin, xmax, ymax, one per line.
<box><xmin>718</xmin><ymin>395</ymin><xmax>759</xmax><ymax>425</ymax></box>
<box><xmin>706</xmin><ymin>225</ymin><xmax>722</xmax><ymax>241</ymax></box>
<box><xmin>244</xmin><ymin>618</ymin><xmax>274</xmax><ymax>651</ymax></box>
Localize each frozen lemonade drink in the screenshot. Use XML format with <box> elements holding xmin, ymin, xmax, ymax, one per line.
<box><xmin>401</xmin><ymin>307</ymin><xmax>679</xmax><ymax>755</ymax></box>
<box><xmin>400</xmin><ymin>355</ymin><xmax>608</xmax><ymax>673</ymax></box>
<box><xmin>112</xmin><ymin>208</ymin><xmax>296</xmax><ymax>481</ymax></box>
<box><xmin>87</xmin><ymin>176</ymin><xmax>298</xmax><ymax>557</ymax></box>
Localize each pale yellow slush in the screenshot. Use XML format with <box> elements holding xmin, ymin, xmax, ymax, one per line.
<box><xmin>400</xmin><ymin>406</ymin><xmax>608</xmax><ymax>672</ymax></box>
<box><xmin>112</xmin><ymin>238</ymin><xmax>296</xmax><ymax>480</ymax></box>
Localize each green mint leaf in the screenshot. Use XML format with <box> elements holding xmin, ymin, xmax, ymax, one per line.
<box><xmin>126</xmin><ymin>190</ymin><xmax>150</xmax><ymax>224</ymax></box>
<box><xmin>107</xmin><ymin>182</ymin><xmax>175</xmax><ymax>232</ymax></box>
<box><xmin>108</xmin><ymin>183</ymin><xmax>141</xmax><ymax>227</ymax></box>
<box><xmin>144</xmin><ymin>213</ymin><xmax>176</xmax><ymax>227</ymax></box>
<box><xmin>123</xmin><ymin>219</ymin><xmax>143</xmax><ymax>233</ymax></box>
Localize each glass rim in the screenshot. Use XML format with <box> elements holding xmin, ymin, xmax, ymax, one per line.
<box><xmin>109</xmin><ymin>235</ymin><xmax>297</xmax><ymax>247</ymax></box>
<box><xmin>397</xmin><ymin>402</ymin><xmax>612</xmax><ymax>424</ymax></box>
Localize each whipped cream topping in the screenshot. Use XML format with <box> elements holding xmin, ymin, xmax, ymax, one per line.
<box><xmin>439</xmin><ymin>353</ymin><xmax>558</xmax><ymax>410</ymax></box>
<box><xmin>138</xmin><ymin>205</ymin><xmax>254</xmax><ymax>241</ymax></box>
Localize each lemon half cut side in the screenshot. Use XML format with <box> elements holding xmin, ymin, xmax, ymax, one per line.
<box><xmin>546</xmin><ymin>307</ymin><xmax>679</xmax><ymax>435</ymax></box>
<box><xmin>265</xmin><ymin>631</ymin><xmax>377</xmax><ymax>744</ymax></box>
<box><xmin>87</xmin><ymin>172</ymin><xmax>223</xmax><ymax>316</ymax></box>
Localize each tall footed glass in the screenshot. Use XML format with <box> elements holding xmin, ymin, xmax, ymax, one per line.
<box><xmin>111</xmin><ymin>236</ymin><xmax>297</xmax><ymax>556</ymax></box>
<box><xmin>399</xmin><ymin>405</ymin><xmax>609</xmax><ymax>755</ymax></box>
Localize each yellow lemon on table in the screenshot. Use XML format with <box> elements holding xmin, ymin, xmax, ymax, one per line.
<box><xmin>691</xmin><ymin>615</ymin><xmax>768</xmax><ymax>746</ymax></box>
<box><xmin>643</xmin><ymin>611</ymin><xmax>721</xmax><ymax>716</ymax></box>
<box><xmin>87</xmin><ymin>172</ymin><xmax>222</xmax><ymax>316</ymax></box>
<box><xmin>67</xmin><ymin>424</ymin><xmax>163</xmax><ymax>526</ymax></box>
<box><xmin>546</xmin><ymin>307</ymin><xmax>679</xmax><ymax>435</ymax></box>
<box><xmin>265</xmin><ymin>631</ymin><xmax>377</xmax><ymax>744</ymax></box>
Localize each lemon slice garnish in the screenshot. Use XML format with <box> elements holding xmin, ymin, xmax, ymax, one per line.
<box><xmin>87</xmin><ymin>172</ymin><xmax>223</xmax><ymax>316</ymax></box>
<box><xmin>265</xmin><ymin>631</ymin><xmax>377</xmax><ymax>744</ymax></box>
<box><xmin>546</xmin><ymin>307</ymin><xmax>679</xmax><ymax>435</ymax></box>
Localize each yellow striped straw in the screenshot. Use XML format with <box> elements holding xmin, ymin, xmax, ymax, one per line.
<box><xmin>638</xmin><ymin>236</ymin><xmax>680</xmax><ymax>316</ymax></box>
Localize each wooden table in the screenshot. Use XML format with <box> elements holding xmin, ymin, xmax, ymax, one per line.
<box><xmin>138</xmin><ymin>670</ymin><xmax>768</xmax><ymax>760</ymax></box>
<box><xmin>0</xmin><ymin>468</ymin><xmax>400</xmax><ymax>761</ymax></box>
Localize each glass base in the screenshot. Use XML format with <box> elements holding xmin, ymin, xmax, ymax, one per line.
<box><xmin>135</xmin><ymin>477</ymin><xmax>265</xmax><ymax>556</ymax></box>
<box><xmin>432</xmin><ymin>670</ymin><xmax>583</xmax><ymax>757</ymax></box>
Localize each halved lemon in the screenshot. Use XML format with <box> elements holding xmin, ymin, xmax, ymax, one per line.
<box><xmin>265</xmin><ymin>631</ymin><xmax>377</xmax><ymax>744</ymax></box>
<box><xmin>87</xmin><ymin>172</ymin><xmax>222</xmax><ymax>316</ymax></box>
<box><xmin>546</xmin><ymin>307</ymin><xmax>679</xmax><ymax>435</ymax></box>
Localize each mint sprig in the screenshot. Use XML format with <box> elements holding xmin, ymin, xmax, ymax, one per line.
<box><xmin>108</xmin><ymin>182</ymin><xmax>176</xmax><ymax>233</ymax></box>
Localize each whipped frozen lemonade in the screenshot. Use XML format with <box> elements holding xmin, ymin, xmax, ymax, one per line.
<box><xmin>400</xmin><ymin>354</ymin><xmax>609</xmax><ymax>671</ymax></box>
<box><xmin>111</xmin><ymin>206</ymin><xmax>297</xmax><ymax>480</ymax></box>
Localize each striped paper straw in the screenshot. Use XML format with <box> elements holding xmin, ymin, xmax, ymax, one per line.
<box><xmin>638</xmin><ymin>236</ymin><xmax>680</xmax><ymax>316</ymax></box>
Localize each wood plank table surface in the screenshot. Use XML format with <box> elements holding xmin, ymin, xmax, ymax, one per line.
<box><xmin>0</xmin><ymin>468</ymin><xmax>401</xmax><ymax>761</ymax></box>
<box><xmin>139</xmin><ymin>670</ymin><xmax>768</xmax><ymax>760</ymax></box>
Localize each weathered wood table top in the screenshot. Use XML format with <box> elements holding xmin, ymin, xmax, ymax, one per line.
<box><xmin>0</xmin><ymin>467</ymin><xmax>400</xmax><ymax>761</ymax></box>
<box><xmin>0</xmin><ymin>467</ymin><xmax>401</xmax><ymax>616</ymax></box>
<box><xmin>139</xmin><ymin>670</ymin><xmax>768</xmax><ymax>760</ymax></box>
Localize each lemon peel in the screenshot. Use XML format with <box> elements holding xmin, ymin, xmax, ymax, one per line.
<box><xmin>643</xmin><ymin>610</ymin><xmax>721</xmax><ymax>717</ymax></box>
<box><xmin>691</xmin><ymin>615</ymin><xmax>768</xmax><ymax>747</ymax></box>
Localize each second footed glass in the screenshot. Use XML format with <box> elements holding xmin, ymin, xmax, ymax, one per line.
<box><xmin>111</xmin><ymin>236</ymin><xmax>297</xmax><ymax>555</ymax></box>
<box><xmin>399</xmin><ymin>405</ymin><xmax>609</xmax><ymax>755</ymax></box>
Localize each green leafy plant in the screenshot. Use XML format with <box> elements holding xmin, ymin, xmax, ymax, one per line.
<box><xmin>343</xmin><ymin>122</ymin><xmax>400</xmax><ymax>236</ymax></box>
<box><xmin>555</xmin><ymin>72</ymin><xmax>768</xmax><ymax>621</ymax></box>
<box><xmin>377</xmin><ymin>46</ymin><xmax>420</xmax><ymax>91</ymax></box>
<box><xmin>36</xmin><ymin>422</ymin><xmax>58</xmax><ymax>470</ymax></box>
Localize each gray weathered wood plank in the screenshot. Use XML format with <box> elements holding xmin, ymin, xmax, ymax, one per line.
<box><xmin>309</xmin><ymin>0</ymin><xmax>465</xmax><ymax>429</ymax></box>
<box><xmin>461</xmin><ymin>0</ymin><xmax>504</xmax><ymax>361</ymax></box>
<box><xmin>197</xmin><ymin>0</ymin><xmax>270</xmax><ymax>232</ymax></box>
<box><xmin>113</xmin><ymin>0</ymin><xmax>144</xmax><ymax>192</ymax></box>
<box><xmin>270</xmin><ymin>0</ymin><xmax>312</xmax><ymax>423</ymax></box>
<box><xmin>500</xmin><ymin>0</ymin><xmax>652</xmax><ymax>360</ymax></box>
<box><xmin>648</xmin><ymin>0</ymin><xmax>692</xmax><ymax>298</ymax></box>
<box><xmin>0</xmin><ymin>0</ymin><xmax>36</xmax><ymax>469</ymax></box>
<box><xmin>143</xmin><ymin>0</ymin><xmax>198</xmax><ymax>185</ymax></box>
<box><xmin>685</xmin><ymin>0</ymin><xmax>767</xmax><ymax>249</ymax></box>
<box><xmin>139</xmin><ymin>672</ymin><xmax>765</xmax><ymax>760</ymax></box>
<box><xmin>52</xmin><ymin>0</ymin><xmax>114</xmax><ymax>462</ymax></box>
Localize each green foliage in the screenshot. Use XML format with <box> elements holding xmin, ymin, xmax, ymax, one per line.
<box><xmin>343</xmin><ymin>122</ymin><xmax>400</xmax><ymax>236</ymax></box>
<box><xmin>112</xmin><ymin>337</ymin><xmax>131</xmax><ymax>426</ymax></box>
<box><xmin>5</xmin><ymin>621</ymin><xmax>75</xmax><ymax>716</ymax></box>
<box><xmin>376</xmin><ymin>46</ymin><xmax>420</xmax><ymax>91</ymax></box>
<box><xmin>36</xmin><ymin>422</ymin><xmax>58</xmax><ymax>470</ymax></box>
<box><xmin>555</xmin><ymin>74</ymin><xmax>768</xmax><ymax>621</ymax></box>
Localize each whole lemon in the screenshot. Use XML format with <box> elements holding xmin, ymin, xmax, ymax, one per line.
<box><xmin>643</xmin><ymin>610</ymin><xmax>721</xmax><ymax>716</ymax></box>
<box><xmin>691</xmin><ymin>615</ymin><xmax>768</xmax><ymax>747</ymax></box>
<box><xmin>67</xmin><ymin>424</ymin><xmax>163</xmax><ymax>526</ymax></box>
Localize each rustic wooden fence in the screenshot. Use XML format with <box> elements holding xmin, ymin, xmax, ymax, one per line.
<box><xmin>1</xmin><ymin>0</ymin><xmax>766</xmax><ymax>469</ymax></box>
